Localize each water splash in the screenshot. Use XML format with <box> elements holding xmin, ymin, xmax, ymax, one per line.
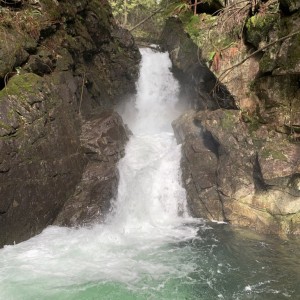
<box><xmin>0</xmin><ymin>48</ymin><xmax>199</xmax><ymax>299</ymax></box>
<box><xmin>1</xmin><ymin>49</ymin><xmax>299</xmax><ymax>300</ymax></box>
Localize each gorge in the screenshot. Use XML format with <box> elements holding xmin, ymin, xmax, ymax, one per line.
<box><xmin>0</xmin><ymin>0</ymin><xmax>300</xmax><ymax>299</ymax></box>
<box><xmin>1</xmin><ymin>46</ymin><xmax>300</xmax><ymax>300</ymax></box>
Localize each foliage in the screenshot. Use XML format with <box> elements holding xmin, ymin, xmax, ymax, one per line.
<box><xmin>109</xmin><ymin>0</ymin><xmax>164</xmax><ymax>42</ymax></box>
<box><xmin>109</xmin><ymin>0</ymin><xmax>160</xmax><ymax>26</ymax></box>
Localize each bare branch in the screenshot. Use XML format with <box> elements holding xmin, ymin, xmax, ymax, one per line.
<box><xmin>217</xmin><ymin>30</ymin><xmax>300</xmax><ymax>82</ymax></box>
<box><xmin>129</xmin><ymin>7</ymin><xmax>163</xmax><ymax>32</ymax></box>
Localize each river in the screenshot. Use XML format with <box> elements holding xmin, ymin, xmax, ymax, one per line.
<box><xmin>0</xmin><ymin>48</ymin><xmax>299</xmax><ymax>300</ymax></box>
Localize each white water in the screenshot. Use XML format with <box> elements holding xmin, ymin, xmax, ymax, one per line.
<box><xmin>0</xmin><ymin>49</ymin><xmax>200</xmax><ymax>299</ymax></box>
<box><xmin>1</xmin><ymin>48</ymin><xmax>300</xmax><ymax>300</ymax></box>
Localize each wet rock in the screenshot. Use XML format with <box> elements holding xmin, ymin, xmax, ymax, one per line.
<box><xmin>0</xmin><ymin>72</ymin><xmax>85</xmax><ymax>247</ymax></box>
<box><xmin>173</xmin><ymin>109</ymin><xmax>300</xmax><ymax>236</ymax></box>
<box><xmin>161</xmin><ymin>0</ymin><xmax>300</xmax><ymax>237</ymax></box>
<box><xmin>0</xmin><ymin>0</ymin><xmax>140</xmax><ymax>247</ymax></box>
<box><xmin>54</xmin><ymin>111</ymin><xmax>128</xmax><ymax>226</ymax></box>
<box><xmin>160</xmin><ymin>17</ymin><xmax>235</xmax><ymax>110</ymax></box>
<box><xmin>173</xmin><ymin>111</ymin><xmax>223</xmax><ymax>221</ymax></box>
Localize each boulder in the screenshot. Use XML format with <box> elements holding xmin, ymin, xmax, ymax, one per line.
<box><xmin>0</xmin><ymin>72</ymin><xmax>85</xmax><ymax>247</ymax></box>
<box><xmin>173</xmin><ymin>109</ymin><xmax>300</xmax><ymax>236</ymax></box>
<box><xmin>160</xmin><ymin>17</ymin><xmax>236</xmax><ymax>110</ymax></box>
<box><xmin>54</xmin><ymin>111</ymin><xmax>129</xmax><ymax>226</ymax></box>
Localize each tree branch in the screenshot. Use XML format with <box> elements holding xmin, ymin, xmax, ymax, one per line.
<box><xmin>129</xmin><ymin>7</ymin><xmax>163</xmax><ymax>32</ymax></box>
<box><xmin>218</xmin><ymin>30</ymin><xmax>300</xmax><ymax>82</ymax></box>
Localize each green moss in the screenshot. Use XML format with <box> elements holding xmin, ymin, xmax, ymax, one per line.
<box><xmin>243</xmin><ymin>114</ymin><xmax>262</xmax><ymax>133</ymax></box>
<box><xmin>221</xmin><ymin>110</ymin><xmax>236</xmax><ymax>130</ymax></box>
<box><xmin>246</xmin><ymin>14</ymin><xmax>279</xmax><ymax>48</ymax></box>
<box><xmin>88</xmin><ymin>0</ymin><xmax>112</xmax><ymax>30</ymax></box>
<box><xmin>180</xmin><ymin>12</ymin><xmax>217</xmax><ymax>47</ymax></box>
<box><xmin>261</xmin><ymin>148</ymin><xmax>287</xmax><ymax>161</ymax></box>
<box><xmin>0</xmin><ymin>73</ymin><xmax>42</xmax><ymax>100</ymax></box>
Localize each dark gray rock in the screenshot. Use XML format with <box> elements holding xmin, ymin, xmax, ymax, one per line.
<box><xmin>54</xmin><ymin>111</ymin><xmax>129</xmax><ymax>226</ymax></box>
<box><xmin>160</xmin><ymin>17</ymin><xmax>236</xmax><ymax>110</ymax></box>
<box><xmin>0</xmin><ymin>72</ymin><xmax>85</xmax><ymax>247</ymax></box>
<box><xmin>0</xmin><ymin>0</ymin><xmax>140</xmax><ymax>247</ymax></box>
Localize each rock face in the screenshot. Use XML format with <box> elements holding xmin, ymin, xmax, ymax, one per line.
<box><xmin>163</xmin><ymin>1</ymin><xmax>300</xmax><ymax>236</ymax></box>
<box><xmin>173</xmin><ymin>110</ymin><xmax>300</xmax><ymax>236</ymax></box>
<box><xmin>160</xmin><ymin>17</ymin><xmax>236</xmax><ymax>110</ymax></box>
<box><xmin>0</xmin><ymin>0</ymin><xmax>140</xmax><ymax>247</ymax></box>
<box><xmin>54</xmin><ymin>111</ymin><xmax>129</xmax><ymax>226</ymax></box>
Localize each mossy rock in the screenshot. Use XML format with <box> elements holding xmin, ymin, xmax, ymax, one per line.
<box><xmin>261</xmin><ymin>148</ymin><xmax>287</xmax><ymax>161</ymax></box>
<box><xmin>87</xmin><ymin>0</ymin><xmax>112</xmax><ymax>30</ymax></box>
<box><xmin>0</xmin><ymin>73</ymin><xmax>43</xmax><ymax>100</ymax></box>
<box><xmin>259</xmin><ymin>44</ymin><xmax>280</xmax><ymax>74</ymax></box>
<box><xmin>280</xmin><ymin>0</ymin><xmax>300</xmax><ymax>14</ymax></box>
<box><xmin>245</xmin><ymin>14</ymin><xmax>279</xmax><ymax>48</ymax></box>
<box><xmin>220</xmin><ymin>110</ymin><xmax>237</xmax><ymax>130</ymax></box>
<box><xmin>0</xmin><ymin>30</ymin><xmax>30</xmax><ymax>78</ymax></box>
<box><xmin>276</xmin><ymin>33</ymin><xmax>300</xmax><ymax>73</ymax></box>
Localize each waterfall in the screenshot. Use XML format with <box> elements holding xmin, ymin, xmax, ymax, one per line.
<box><xmin>0</xmin><ymin>48</ymin><xmax>199</xmax><ymax>299</ymax></box>
<box><xmin>109</xmin><ymin>48</ymin><xmax>192</xmax><ymax>234</ymax></box>
<box><xmin>1</xmin><ymin>48</ymin><xmax>296</xmax><ymax>300</ymax></box>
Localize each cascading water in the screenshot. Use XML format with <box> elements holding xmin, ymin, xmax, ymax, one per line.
<box><xmin>0</xmin><ymin>49</ymin><xmax>299</xmax><ymax>300</ymax></box>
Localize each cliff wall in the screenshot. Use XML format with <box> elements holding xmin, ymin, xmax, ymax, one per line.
<box><xmin>161</xmin><ymin>0</ymin><xmax>300</xmax><ymax>236</ymax></box>
<box><xmin>0</xmin><ymin>0</ymin><xmax>140</xmax><ymax>247</ymax></box>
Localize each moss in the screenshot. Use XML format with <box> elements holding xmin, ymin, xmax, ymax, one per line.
<box><xmin>0</xmin><ymin>73</ymin><xmax>42</xmax><ymax>100</ymax></box>
<box><xmin>221</xmin><ymin>110</ymin><xmax>236</xmax><ymax>130</ymax></box>
<box><xmin>243</xmin><ymin>114</ymin><xmax>262</xmax><ymax>133</ymax></box>
<box><xmin>261</xmin><ymin>148</ymin><xmax>287</xmax><ymax>161</ymax></box>
<box><xmin>246</xmin><ymin>14</ymin><xmax>279</xmax><ymax>48</ymax></box>
<box><xmin>180</xmin><ymin>12</ymin><xmax>217</xmax><ymax>46</ymax></box>
<box><xmin>88</xmin><ymin>0</ymin><xmax>112</xmax><ymax>30</ymax></box>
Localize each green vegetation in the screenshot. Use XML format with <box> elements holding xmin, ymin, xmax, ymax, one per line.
<box><xmin>0</xmin><ymin>73</ymin><xmax>42</xmax><ymax>99</ymax></box>
<box><xmin>220</xmin><ymin>110</ymin><xmax>236</xmax><ymax>130</ymax></box>
<box><xmin>261</xmin><ymin>148</ymin><xmax>287</xmax><ymax>161</ymax></box>
<box><xmin>245</xmin><ymin>14</ymin><xmax>279</xmax><ymax>48</ymax></box>
<box><xmin>109</xmin><ymin>0</ymin><xmax>163</xmax><ymax>42</ymax></box>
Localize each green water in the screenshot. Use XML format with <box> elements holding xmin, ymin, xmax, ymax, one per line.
<box><xmin>1</xmin><ymin>48</ymin><xmax>299</xmax><ymax>300</ymax></box>
<box><xmin>1</xmin><ymin>222</ymin><xmax>299</xmax><ymax>300</ymax></box>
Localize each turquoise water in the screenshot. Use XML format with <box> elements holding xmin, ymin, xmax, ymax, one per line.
<box><xmin>1</xmin><ymin>223</ymin><xmax>299</xmax><ymax>300</ymax></box>
<box><xmin>1</xmin><ymin>48</ymin><xmax>299</xmax><ymax>300</ymax></box>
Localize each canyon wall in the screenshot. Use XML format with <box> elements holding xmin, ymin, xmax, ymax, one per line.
<box><xmin>0</xmin><ymin>0</ymin><xmax>140</xmax><ymax>247</ymax></box>
<box><xmin>161</xmin><ymin>0</ymin><xmax>300</xmax><ymax>236</ymax></box>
